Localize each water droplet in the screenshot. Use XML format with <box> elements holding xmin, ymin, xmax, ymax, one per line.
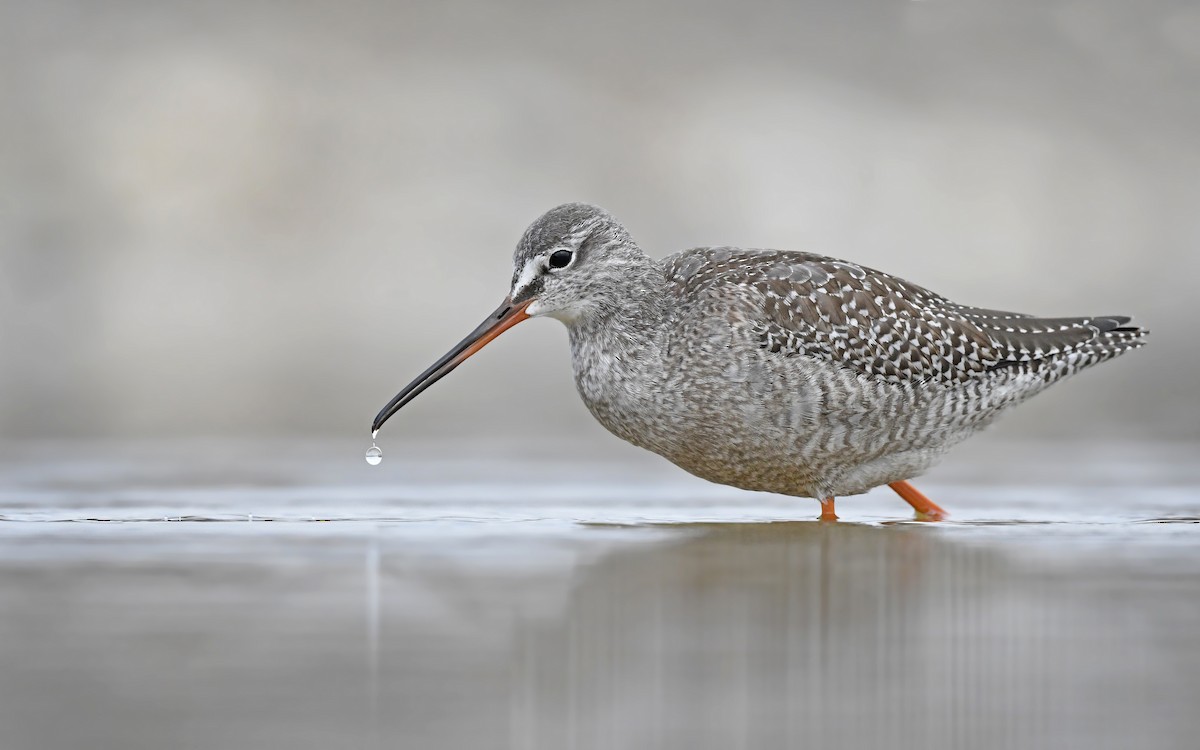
<box><xmin>365</xmin><ymin>444</ymin><xmax>383</xmax><ymax>466</ymax></box>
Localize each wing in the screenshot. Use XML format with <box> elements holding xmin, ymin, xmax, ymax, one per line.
<box><xmin>664</xmin><ymin>248</ymin><xmax>1140</xmax><ymax>385</ymax></box>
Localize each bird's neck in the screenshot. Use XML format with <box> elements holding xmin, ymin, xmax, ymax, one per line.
<box><xmin>567</xmin><ymin>261</ymin><xmax>669</xmax><ymax>361</ymax></box>
<box><xmin>564</xmin><ymin>261</ymin><xmax>670</xmax><ymax>429</ymax></box>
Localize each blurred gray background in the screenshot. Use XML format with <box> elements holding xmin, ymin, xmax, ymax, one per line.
<box><xmin>2</xmin><ymin>0</ymin><xmax>1196</xmax><ymax>442</ymax></box>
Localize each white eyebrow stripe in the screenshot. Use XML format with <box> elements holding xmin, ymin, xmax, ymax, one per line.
<box><xmin>511</xmin><ymin>257</ymin><xmax>541</xmax><ymax>298</ymax></box>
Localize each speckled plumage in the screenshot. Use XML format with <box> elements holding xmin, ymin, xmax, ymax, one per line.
<box><xmin>374</xmin><ymin>202</ymin><xmax>1147</xmax><ymax>517</ymax></box>
<box><xmin>506</xmin><ymin>203</ymin><xmax>1146</xmax><ymax>503</ymax></box>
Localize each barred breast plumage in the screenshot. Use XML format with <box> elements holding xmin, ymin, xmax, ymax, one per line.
<box><xmin>373</xmin><ymin>203</ymin><xmax>1148</xmax><ymax>521</ymax></box>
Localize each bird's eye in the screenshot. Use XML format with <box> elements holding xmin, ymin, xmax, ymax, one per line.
<box><xmin>547</xmin><ymin>249</ymin><xmax>573</xmax><ymax>270</ymax></box>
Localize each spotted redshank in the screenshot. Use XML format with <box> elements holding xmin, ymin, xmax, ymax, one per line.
<box><xmin>372</xmin><ymin>204</ymin><xmax>1147</xmax><ymax>521</ymax></box>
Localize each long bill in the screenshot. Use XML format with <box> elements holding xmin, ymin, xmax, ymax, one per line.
<box><xmin>371</xmin><ymin>297</ymin><xmax>531</xmax><ymax>435</ymax></box>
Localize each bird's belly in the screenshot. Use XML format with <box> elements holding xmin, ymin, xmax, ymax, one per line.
<box><xmin>590</xmin><ymin>367</ymin><xmax>974</xmax><ymax>500</ymax></box>
<box><xmin>651</xmin><ymin>407</ymin><xmax>954</xmax><ymax>499</ymax></box>
<box><xmin>664</xmin><ymin>439</ymin><xmax>947</xmax><ymax>499</ymax></box>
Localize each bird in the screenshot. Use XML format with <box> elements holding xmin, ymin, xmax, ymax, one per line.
<box><xmin>372</xmin><ymin>203</ymin><xmax>1147</xmax><ymax>521</ymax></box>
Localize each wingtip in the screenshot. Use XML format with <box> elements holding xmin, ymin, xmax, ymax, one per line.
<box><xmin>1091</xmin><ymin>315</ymin><xmax>1133</xmax><ymax>333</ymax></box>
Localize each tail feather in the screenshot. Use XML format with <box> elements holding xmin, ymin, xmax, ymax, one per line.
<box><xmin>985</xmin><ymin>315</ymin><xmax>1147</xmax><ymax>373</ymax></box>
<box><xmin>1092</xmin><ymin>315</ymin><xmax>1132</xmax><ymax>332</ymax></box>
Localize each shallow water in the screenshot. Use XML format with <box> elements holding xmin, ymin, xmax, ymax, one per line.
<box><xmin>1</xmin><ymin>438</ymin><xmax>1198</xmax><ymax>749</ymax></box>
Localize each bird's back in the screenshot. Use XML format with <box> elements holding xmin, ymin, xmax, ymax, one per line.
<box><xmin>636</xmin><ymin>246</ymin><xmax>1147</xmax><ymax>497</ymax></box>
<box><xmin>661</xmin><ymin>247</ymin><xmax>1145</xmax><ymax>385</ymax></box>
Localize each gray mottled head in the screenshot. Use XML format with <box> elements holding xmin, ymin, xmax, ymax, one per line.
<box><xmin>509</xmin><ymin>203</ymin><xmax>649</xmax><ymax>323</ymax></box>
<box><xmin>371</xmin><ymin>203</ymin><xmax>655</xmax><ymax>436</ymax></box>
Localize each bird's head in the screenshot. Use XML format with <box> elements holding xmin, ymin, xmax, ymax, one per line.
<box><xmin>508</xmin><ymin>202</ymin><xmax>641</xmax><ymax>324</ymax></box>
<box><xmin>371</xmin><ymin>202</ymin><xmax>639</xmax><ymax>435</ymax></box>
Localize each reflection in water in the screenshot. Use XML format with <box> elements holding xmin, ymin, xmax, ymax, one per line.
<box><xmin>1</xmin><ymin>520</ymin><xmax>1198</xmax><ymax>749</ymax></box>
<box><xmin>365</xmin><ymin>534</ymin><xmax>381</xmax><ymax>750</ymax></box>
<box><xmin>506</xmin><ymin>523</ymin><xmax>1118</xmax><ymax>750</ymax></box>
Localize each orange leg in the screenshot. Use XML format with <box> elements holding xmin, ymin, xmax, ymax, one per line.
<box><xmin>888</xmin><ymin>480</ymin><xmax>947</xmax><ymax>521</ymax></box>
<box><xmin>819</xmin><ymin>497</ymin><xmax>838</xmax><ymax>522</ymax></box>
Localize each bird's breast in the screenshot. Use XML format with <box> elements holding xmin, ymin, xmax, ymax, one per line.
<box><xmin>567</xmin><ymin>329</ymin><xmax>677</xmax><ymax>450</ymax></box>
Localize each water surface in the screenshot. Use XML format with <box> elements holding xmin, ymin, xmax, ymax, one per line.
<box><xmin>1</xmin><ymin>438</ymin><xmax>1197</xmax><ymax>749</ymax></box>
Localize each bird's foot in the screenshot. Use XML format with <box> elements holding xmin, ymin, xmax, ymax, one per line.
<box><xmin>819</xmin><ymin>497</ymin><xmax>839</xmax><ymax>522</ymax></box>
<box><xmin>888</xmin><ymin>480</ymin><xmax>948</xmax><ymax>521</ymax></box>
<box><xmin>912</xmin><ymin>507</ymin><xmax>947</xmax><ymax>522</ymax></box>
